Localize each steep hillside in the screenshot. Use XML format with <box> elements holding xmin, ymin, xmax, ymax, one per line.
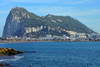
<box><xmin>3</xmin><ymin>7</ymin><xmax>95</xmax><ymax>38</ymax></box>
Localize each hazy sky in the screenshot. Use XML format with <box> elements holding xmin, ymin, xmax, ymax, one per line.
<box><xmin>0</xmin><ymin>0</ymin><xmax>100</xmax><ymax>37</ymax></box>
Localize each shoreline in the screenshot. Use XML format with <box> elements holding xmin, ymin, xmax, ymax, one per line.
<box><xmin>0</xmin><ymin>40</ymin><xmax>100</xmax><ymax>43</ymax></box>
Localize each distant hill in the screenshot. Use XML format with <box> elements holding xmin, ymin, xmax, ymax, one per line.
<box><xmin>3</xmin><ymin>7</ymin><xmax>95</xmax><ymax>38</ymax></box>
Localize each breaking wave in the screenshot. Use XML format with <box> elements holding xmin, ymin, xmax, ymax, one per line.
<box><xmin>0</xmin><ymin>55</ymin><xmax>24</xmax><ymax>62</ymax></box>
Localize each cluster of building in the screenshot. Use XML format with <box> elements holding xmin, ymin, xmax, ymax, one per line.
<box><xmin>1</xmin><ymin>30</ymin><xmax>100</xmax><ymax>42</ymax></box>
<box><xmin>2</xmin><ymin>32</ymin><xmax>100</xmax><ymax>42</ymax></box>
<box><xmin>38</xmin><ymin>32</ymin><xmax>100</xmax><ymax>41</ymax></box>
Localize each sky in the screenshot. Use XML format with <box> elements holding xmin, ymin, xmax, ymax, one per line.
<box><xmin>0</xmin><ymin>0</ymin><xmax>100</xmax><ymax>37</ymax></box>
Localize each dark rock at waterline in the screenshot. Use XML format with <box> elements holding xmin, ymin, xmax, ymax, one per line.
<box><xmin>0</xmin><ymin>47</ymin><xmax>24</xmax><ymax>56</ymax></box>
<box><xmin>33</xmin><ymin>51</ymin><xmax>36</xmax><ymax>53</ymax></box>
<box><xmin>0</xmin><ymin>63</ymin><xmax>10</xmax><ymax>67</ymax></box>
<box><xmin>6</xmin><ymin>63</ymin><xmax>10</xmax><ymax>66</ymax></box>
<box><xmin>18</xmin><ymin>51</ymin><xmax>24</xmax><ymax>53</ymax></box>
<box><xmin>0</xmin><ymin>64</ymin><xmax>4</xmax><ymax>67</ymax></box>
<box><xmin>24</xmin><ymin>51</ymin><xmax>36</xmax><ymax>53</ymax></box>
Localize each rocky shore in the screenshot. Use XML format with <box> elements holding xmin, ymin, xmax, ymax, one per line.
<box><xmin>0</xmin><ymin>47</ymin><xmax>24</xmax><ymax>67</ymax></box>
<box><xmin>0</xmin><ymin>63</ymin><xmax>10</xmax><ymax>67</ymax></box>
<box><xmin>0</xmin><ymin>47</ymin><xmax>24</xmax><ymax>56</ymax></box>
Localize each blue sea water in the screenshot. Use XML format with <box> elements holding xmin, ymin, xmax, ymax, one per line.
<box><xmin>0</xmin><ymin>42</ymin><xmax>100</xmax><ymax>67</ymax></box>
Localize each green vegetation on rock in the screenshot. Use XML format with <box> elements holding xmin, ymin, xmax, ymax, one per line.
<box><xmin>11</xmin><ymin>7</ymin><xmax>95</xmax><ymax>34</ymax></box>
<box><xmin>0</xmin><ymin>47</ymin><xmax>24</xmax><ymax>56</ymax></box>
<box><xmin>3</xmin><ymin>7</ymin><xmax>96</xmax><ymax>38</ymax></box>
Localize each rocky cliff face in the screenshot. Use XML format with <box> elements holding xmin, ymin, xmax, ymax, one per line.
<box><xmin>3</xmin><ymin>7</ymin><xmax>95</xmax><ymax>38</ymax></box>
<box><xmin>3</xmin><ymin>7</ymin><xmax>27</xmax><ymax>37</ymax></box>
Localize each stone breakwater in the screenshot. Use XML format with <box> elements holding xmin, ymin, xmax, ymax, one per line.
<box><xmin>0</xmin><ymin>47</ymin><xmax>24</xmax><ymax>56</ymax></box>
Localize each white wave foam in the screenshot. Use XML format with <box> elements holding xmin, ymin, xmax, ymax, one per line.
<box><xmin>12</xmin><ymin>56</ymin><xmax>24</xmax><ymax>61</ymax></box>
<box><xmin>0</xmin><ymin>55</ymin><xmax>24</xmax><ymax>62</ymax></box>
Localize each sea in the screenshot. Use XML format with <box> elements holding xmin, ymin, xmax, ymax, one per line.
<box><xmin>0</xmin><ymin>42</ymin><xmax>100</xmax><ymax>67</ymax></box>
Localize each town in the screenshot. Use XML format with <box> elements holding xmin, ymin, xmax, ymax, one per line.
<box><xmin>0</xmin><ymin>31</ymin><xmax>100</xmax><ymax>43</ymax></box>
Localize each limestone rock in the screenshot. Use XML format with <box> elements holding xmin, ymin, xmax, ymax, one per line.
<box><xmin>3</xmin><ymin>7</ymin><xmax>26</xmax><ymax>37</ymax></box>
<box><xmin>2</xmin><ymin>7</ymin><xmax>95</xmax><ymax>38</ymax></box>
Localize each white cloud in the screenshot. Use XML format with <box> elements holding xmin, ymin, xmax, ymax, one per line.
<box><xmin>9</xmin><ymin>0</ymin><xmax>40</xmax><ymax>2</ymax></box>
<box><xmin>0</xmin><ymin>11</ymin><xmax>9</xmax><ymax>14</ymax></box>
<box><xmin>52</xmin><ymin>9</ymin><xmax>100</xmax><ymax>16</ymax></box>
<box><xmin>0</xmin><ymin>3</ymin><xmax>8</xmax><ymax>5</ymax></box>
<box><xmin>68</xmin><ymin>0</ymin><xmax>89</xmax><ymax>4</ymax></box>
<box><xmin>1</xmin><ymin>0</ymin><xmax>91</xmax><ymax>4</ymax></box>
<box><xmin>25</xmin><ymin>6</ymin><xmax>100</xmax><ymax>17</ymax></box>
<box><xmin>4</xmin><ymin>0</ymin><xmax>57</xmax><ymax>3</ymax></box>
<box><xmin>73</xmin><ymin>9</ymin><xmax>100</xmax><ymax>16</ymax></box>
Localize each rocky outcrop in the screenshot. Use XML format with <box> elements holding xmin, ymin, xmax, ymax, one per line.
<box><xmin>3</xmin><ymin>7</ymin><xmax>26</xmax><ymax>37</ymax></box>
<box><xmin>25</xmin><ymin>25</ymin><xmax>43</xmax><ymax>33</ymax></box>
<box><xmin>0</xmin><ymin>47</ymin><xmax>24</xmax><ymax>67</ymax></box>
<box><xmin>0</xmin><ymin>63</ymin><xmax>10</xmax><ymax>67</ymax></box>
<box><xmin>0</xmin><ymin>47</ymin><xmax>24</xmax><ymax>56</ymax></box>
<box><xmin>3</xmin><ymin>7</ymin><xmax>95</xmax><ymax>38</ymax></box>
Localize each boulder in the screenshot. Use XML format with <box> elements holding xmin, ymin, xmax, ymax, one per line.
<box><xmin>0</xmin><ymin>47</ymin><xmax>24</xmax><ymax>56</ymax></box>
<box><xmin>0</xmin><ymin>64</ymin><xmax>4</xmax><ymax>67</ymax></box>
<box><xmin>0</xmin><ymin>63</ymin><xmax>10</xmax><ymax>67</ymax></box>
<box><xmin>6</xmin><ymin>63</ymin><xmax>10</xmax><ymax>66</ymax></box>
<box><xmin>33</xmin><ymin>51</ymin><xmax>36</xmax><ymax>53</ymax></box>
